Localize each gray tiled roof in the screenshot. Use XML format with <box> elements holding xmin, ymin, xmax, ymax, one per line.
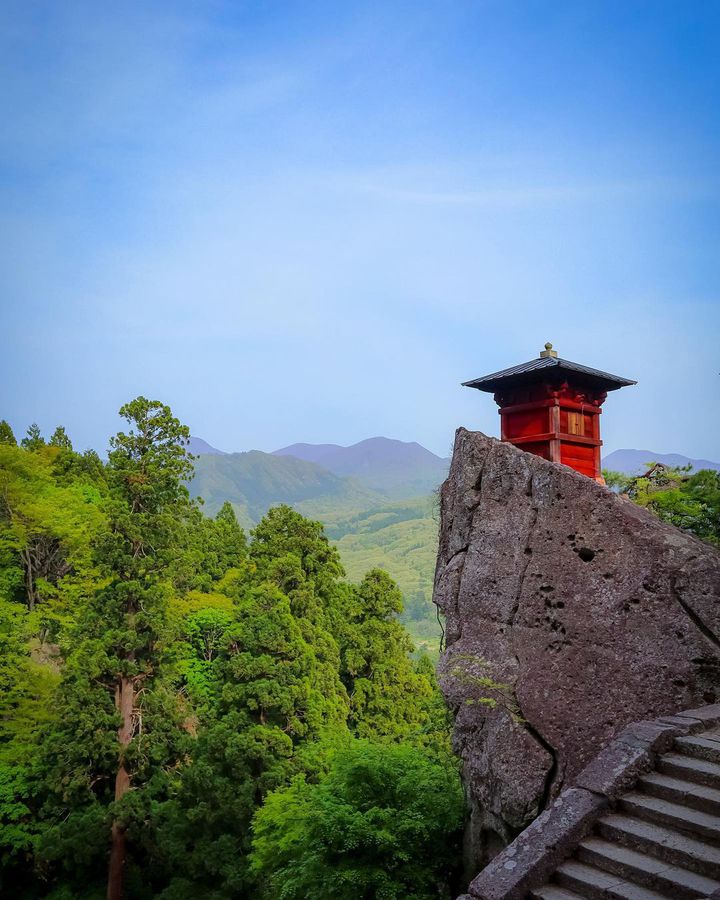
<box><xmin>463</xmin><ymin>356</ymin><xmax>637</xmax><ymax>392</ymax></box>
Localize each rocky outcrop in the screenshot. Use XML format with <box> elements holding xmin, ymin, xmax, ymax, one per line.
<box><xmin>434</xmin><ymin>429</ymin><xmax>720</xmax><ymax>878</ymax></box>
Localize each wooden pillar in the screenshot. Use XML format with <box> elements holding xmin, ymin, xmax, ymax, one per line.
<box><xmin>593</xmin><ymin>408</ymin><xmax>603</xmax><ymax>482</ymax></box>
<box><xmin>549</xmin><ymin>402</ymin><xmax>561</xmax><ymax>463</ymax></box>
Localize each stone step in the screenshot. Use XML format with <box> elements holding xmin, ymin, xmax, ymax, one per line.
<box><xmin>658</xmin><ymin>753</ymin><xmax>720</xmax><ymax>790</ymax></box>
<box><xmin>530</xmin><ymin>886</ymin><xmax>587</xmax><ymax>900</ymax></box>
<box><xmin>638</xmin><ymin>772</ymin><xmax>720</xmax><ymax>816</ymax></box>
<box><xmin>577</xmin><ymin>836</ymin><xmax>720</xmax><ymax>899</ymax></box>
<box><xmin>620</xmin><ymin>792</ymin><xmax>720</xmax><ymax>845</ymax></box>
<box><xmin>598</xmin><ymin>813</ymin><xmax>720</xmax><ymax>877</ymax></box>
<box><xmin>675</xmin><ymin>735</ymin><xmax>720</xmax><ymax>766</ymax></box>
<box><xmin>555</xmin><ymin>860</ymin><xmax>668</xmax><ymax>900</ymax></box>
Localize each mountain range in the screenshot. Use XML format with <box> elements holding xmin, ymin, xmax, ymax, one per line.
<box><xmin>189</xmin><ymin>435</ymin><xmax>720</xmax><ymax>504</ymax></box>
<box><xmin>188</xmin><ymin>435</ymin><xmax>450</xmax><ymax>515</ymax></box>
<box><xmin>602</xmin><ymin>448</ymin><xmax>720</xmax><ymax>476</ymax></box>
<box><xmin>273</xmin><ymin>437</ymin><xmax>449</xmax><ymax>495</ymax></box>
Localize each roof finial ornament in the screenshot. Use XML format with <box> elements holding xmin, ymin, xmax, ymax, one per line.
<box><xmin>540</xmin><ymin>341</ymin><xmax>558</xmax><ymax>359</ymax></box>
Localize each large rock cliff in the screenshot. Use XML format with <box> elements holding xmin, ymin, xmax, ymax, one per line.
<box><xmin>434</xmin><ymin>429</ymin><xmax>720</xmax><ymax>877</ymax></box>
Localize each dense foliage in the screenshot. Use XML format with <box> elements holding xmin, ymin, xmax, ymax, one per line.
<box><xmin>0</xmin><ymin>409</ymin><xmax>461</xmax><ymax>899</ymax></box>
<box><xmin>251</xmin><ymin>740</ymin><xmax>464</xmax><ymax>900</ymax></box>
<box><xmin>603</xmin><ymin>464</ymin><xmax>720</xmax><ymax>545</ymax></box>
<box><xmin>190</xmin><ymin>453</ymin><xmax>443</xmax><ymax>656</ymax></box>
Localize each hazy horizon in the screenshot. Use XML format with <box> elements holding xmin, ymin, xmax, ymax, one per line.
<box><xmin>2</xmin><ymin>2</ymin><xmax>719</xmax><ymax>460</ymax></box>
<box><xmin>188</xmin><ymin>432</ymin><xmax>720</xmax><ymax>465</ymax></box>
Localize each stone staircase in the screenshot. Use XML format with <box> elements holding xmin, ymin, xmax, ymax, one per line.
<box><xmin>532</xmin><ymin>728</ymin><xmax>720</xmax><ymax>900</ymax></box>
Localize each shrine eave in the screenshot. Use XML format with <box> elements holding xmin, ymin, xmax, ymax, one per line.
<box><xmin>462</xmin><ymin>356</ymin><xmax>637</xmax><ymax>394</ymax></box>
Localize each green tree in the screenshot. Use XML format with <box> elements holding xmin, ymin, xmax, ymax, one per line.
<box><xmin>250</xmin><ymin>505</ymin><xmax>344</xmax><ymax>601</ymax></box>
<box><xmin>0</xmin><ymin>440</ymin><xmax>106</xmax><ymax>894</ymax></box>
<box><xmin>647</xmin><ymin>468</ymin><xmax>720</xmax><ymax>543</ymax></box>
<box><xmin>49</xmin><ymin>425</ymin><xmax>73</xmax><ymax>451</ymax></box>
<box><xmin>0</xmin><ymin>421</ymin><xmax>16</xmax><ymax>446</ymax></box>
<box><xmin>0</xmin><ymin>597</ymin><xmax>61</xmax><ymax>892</ymax></box>
<box><xmin>249</xmin><ymin>505</ymin><xmax>351</xmax><ymax>659</ymax></box>
<box><xmin>215</xmin><ymin>501</ymin><xmax>247</xmax><ymax>563</ymax></box>
<box><xmin>0</xmin><ymin>443</ymin><xmax>104</xmax><ymax>611</ymax></box>
<box><xmin>37</xmin><ymin>398</ymin><xmax>195</xmax><ymax>900</ymax></box>
<box><xmin>340</xmin><ymin>569</ymin><xmax>435</xmax><ymax>743</ymax></box>
<box><xmin>151</xmin><ymin>508</ymin><xmax>351</xmax><ymax>895</ymax></box>
<box><xmin>601</xmin><ymin>469</ymin><xmax>632</xmax><ymax>492</ymax></box>
<box><xmin>610</xmin><ymin>464</ymin><xmax>720</xmax><ymax>544</ymax></box>
<box><xmin>20</xmin><ymin>424</ymin><xmax>45</xmax><ymax>451</ymax></box>
<box><xmin>102</xmin><ymin>397</ymin><xmax>194</xmax><ymax>899</ymax></box>
<box><xmin>156</xmin><ymin>571</ymin><xmax>350</xmax><ymax>895</ymax></box>
<box><xmin>250</xmin><ymin>739</ymin><xmax>464</xmax><ymax>900</ymax></box>
<box><xmin>175</xmin><ymin>502</ymin><xmax>248</xmax><ymax>593</ymax></box>
<box><xmin>0</xmin><ymin>412</ymin><xmax>457</xmax><ymax>898</ymax></box>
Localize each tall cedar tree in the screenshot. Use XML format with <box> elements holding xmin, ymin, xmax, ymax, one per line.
<box><xmin>98</xmin><ymin>398</ymin><xmax>193</xmax><ymax>899</ymax></box>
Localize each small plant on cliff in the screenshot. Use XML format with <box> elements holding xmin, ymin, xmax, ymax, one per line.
<box><xmin>448</xmin><ymin>655</ymin><xmax>523</xmax><ymax>721</ymax></box>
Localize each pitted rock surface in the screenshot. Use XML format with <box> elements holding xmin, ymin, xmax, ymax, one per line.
<box><xmin>434</xmin><ymin>429</ymin><xmax>720</xmax><ymax>877</ymax></box>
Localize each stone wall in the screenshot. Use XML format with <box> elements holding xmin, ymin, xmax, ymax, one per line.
<box><xmin>433</xmin><ymin>429</ymin><xmax>720</xmax><ymax>877</ymax></box>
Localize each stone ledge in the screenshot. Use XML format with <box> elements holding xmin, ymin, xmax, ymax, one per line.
<box><xmin>657</xmin><ymin>714</ymin><xmax>709</xmax><ymax>732</ymax></box>
<box><xmin>438</xmin><ymin>429</ymin><xmax>720</xmax><ymax>882</ymax></box>
<box><xmin>574</xmin><ymin>740</ymin><xmax>652</xmax><ymax>798</ymax></box>
<box><xmin>614</xmin><ymin>720</ymin><xmax>685</xmax><ymax>753</ymax></box>
<box><xmin>466</xmin><ymin>788</ymin><xmax>606</xmax><ymax>900</ymax></box>
<box><xmin>574</xmin><ymin>716</ymin><xmax>698</xmax><ymax>799</ymax></box>
<box><xmin>676</xmin><ymin>702</ymin><xmax>720</xmax><ymax>725</ymax></box>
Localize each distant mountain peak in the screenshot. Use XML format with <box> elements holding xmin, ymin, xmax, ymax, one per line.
<box><xmin>273</xmin><ymin>436</ymin><xmax>445</xmax><ymax>460</ymax></box>
<box><xmin>602</xmin><ymin>448</ymin><xmax>720</xmax><ymax>476</ymax></box>
<box><xmin>188</xmin><ymin>436</ymin><xmax>226</xmax><ymax>456</ymax></box>
<box><xmin>272</xmin><ymin>442</ymin><xmax>342</xmax><ymax>464</ymax></box>
<box><xmin>272</xmin><ymin>437</ymin><xmax>449</xmax><ymax>497</ymax></box>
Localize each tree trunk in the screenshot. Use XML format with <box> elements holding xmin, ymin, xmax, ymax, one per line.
<box><xmin>107</xmin><ymin>676</ymin><xmax>134</xmax><ymax>900</ymax></box>
<box><xmin>107</xmin><ymin>822</ymin><xmax>126</xmax><ymax>900</ymax></box>
<box><xmin>21</xmin><ymin>547</ymin><xmax>35</xmax><ymax>611</ymax></box>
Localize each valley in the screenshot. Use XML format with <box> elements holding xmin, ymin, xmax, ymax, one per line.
<box><xmin>188</xmin><ymin>436</ymin><xmax>448</xmax><ymax>655</ymax></box>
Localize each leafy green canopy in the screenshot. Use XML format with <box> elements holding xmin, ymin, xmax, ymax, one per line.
<box><xmin>0</xmin><ymin>406</ymin><xmax>459</xmax><ymax>899</ymax></box>
<box><xmin>251</xmin><ymin>740</ymin><xmax>464</xmax><ymax>900</ymax></box>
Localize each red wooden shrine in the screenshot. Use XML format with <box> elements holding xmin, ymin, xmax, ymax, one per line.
<box><xmin>463</xmin><ymin>343</ymin><xmax>636</xmax><ymax>483</ymax></box>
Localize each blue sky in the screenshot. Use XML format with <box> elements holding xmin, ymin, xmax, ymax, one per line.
<box><xmin>1</xmin><ymin>1</ymin><xmax>719</xmax><ymax>459</ymax></box>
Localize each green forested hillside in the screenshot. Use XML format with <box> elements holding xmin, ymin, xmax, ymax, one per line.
<box><xmin>0</xmin><ymin>404</ymin><xmax>462</xmax><ymax>899</ymax></box>
<box><xmin>189</xmin><ymin>450</ymin><xmax>384</xmax><ymax>526</ymax></box>
<box><xmin>321</xmin><ymin>497</ymin><xmax>441</xmax><ymax>653</ymax></box>
<box><xmin>190</xmin><ymin>452</ymin><xmax>443</xmax><ymax>654</ymax></box>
